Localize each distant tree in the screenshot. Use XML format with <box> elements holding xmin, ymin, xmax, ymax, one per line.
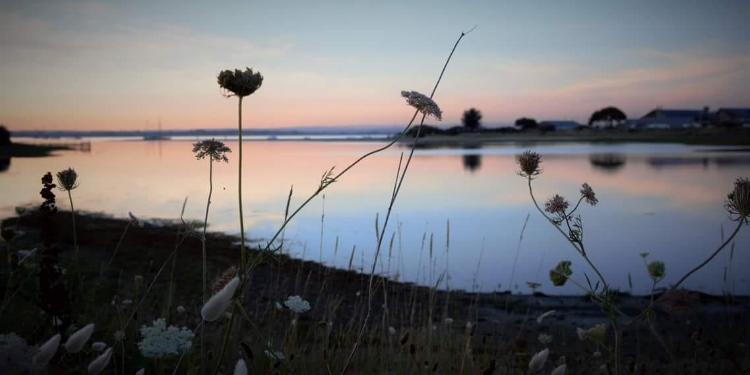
<box><xmin>0</xmin><ymin>125</ymin><xmax>10</xmax><ymax>146</ymax></box>
<box><xmin>514</xmin><ymin>117</ymin><xmax>538</xmax><ymax>130</ymax></box>
<box><xmin>462</xmin><ymin>108</ymin><xmax>482</xmax><ymax>130</ymax></box>
<box><xmin>589</xmin><ymin>107</ymin><xmax>627</xmax><ymax>127</ymax></box>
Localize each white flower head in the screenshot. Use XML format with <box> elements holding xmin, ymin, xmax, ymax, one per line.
<box><xmin>264</xmin><ymin>349</ymin><xmax>285</xmax><ymax>360</ymax></box>
<box><xmin>33</xmin><ymin>333</ymin><xmax>60</xmax><ymax>366</ymax></box>
<box><xmin>114</xmin><ymin>330</ymin><xmax>126</xmax><ymax>342</ymax></box>
<box><xmin>443</xmin><ymin>318</ymin><xmax>454</xmax><ymax>325</ymax></box>
<box><xmin>284</xmin><ymin>295</ymin><xmax>311</xmax><ymax>313</ymax></box>
<box><xmin>176</xmin><ymin>305</ymin><xmax>186</xmax><ymax>315</ymax></box>
<box><xmin>551</xmin><ymin>364</ymin><xmax>566</xmax><ymax>375</ymax></box>
<box><xmin>528</xmin><ymin>348</ymin><xmax>549</xmax><ymax>373</ymax></box>
<box><xmin>201</xmin><ymin>277</ymin><xmax>240</xmax><ymax>322</ymax></box>
<box><xmin>137</xmin><ymin>318</ymin><xmax>194</xmax><ymax>358</ymax></box>
<box><xmin>401</xmin><ymin>90</ymin><xmax>442</xmax><ymax>120</ymax></box>
<box><xmin>65</xmin><ymin>323</ymin><xmax>95</xmax><ymax>353</ymax></box>
<box><xmin>87</xmin><ymin>347</ymin><xmax>113</xmax><ymax>375</ymax></box>
<box><xmin>275</xmin><ymin>301</ymin><xmax>283</xmax><ymax>310</ymax></box>
<box><xmin>388</xmin><ymin>326</ymin><xmax>396</xmax><ymax>336</ymax></box>
<box><xmin>91</xmin><ymin>342</ymin><xmax>107</xmax><ymax>352</ymax></box>
<box><xmin>536</xmin><ymin>310</ymin><xmax>556</xmax><ymax>324</ymax></box>
<box><xmin>234</xmin><ymin>358</ymin><xmax>248</xmax><ymax>375</ymax></box>
<box><xmin>538</xmin><ymin>333</ymin><xmax>553</xmax><ymax>345</ymax></box>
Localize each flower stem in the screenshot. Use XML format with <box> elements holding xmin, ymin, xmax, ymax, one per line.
<box><xmin>67</xmin><ymin>190</ymin><xmax>78</xmax><ymax>258</ymax></box>
<box><xmin>237</xmin><ymin>96</ymin><xmax>247</xmax><ymax>282</ymax></box>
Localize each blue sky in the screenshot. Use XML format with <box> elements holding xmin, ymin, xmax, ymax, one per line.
<box><xmin>1</xmin><ymin>0</ymin><xmax>748</xmax><ymax>130</ymax></box>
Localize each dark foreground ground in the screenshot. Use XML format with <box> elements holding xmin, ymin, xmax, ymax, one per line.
<box><xmin>2</xmin><ymin>210</ymin><xmax>749</xmax><ymax>374</ymax></box>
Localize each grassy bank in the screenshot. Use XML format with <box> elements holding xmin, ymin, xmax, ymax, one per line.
<box><xmin>395</xmin><ymin>127</ymin><xmax>750</xmax><ymax>148</ymax></box>
<box><xmin>1</xmin><ymin>210</ymin><xmax>748</xmax><ymax>374</ymax></box>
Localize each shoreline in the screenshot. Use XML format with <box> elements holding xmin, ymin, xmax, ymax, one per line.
<box><xmin>2</xmin><ymin>210</ymin><xmax>749</xmax><ymax>372</ymax></box>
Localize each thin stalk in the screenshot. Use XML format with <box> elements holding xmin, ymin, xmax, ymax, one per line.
<box><xmin>200</xmin><ymin>156</ymin><xmax>214</xmax><ymax>375</ymax></box>
<box><xmin>67</xmin><ymin>190</ymin><xmax>78</xmax><ymax>258</ymax></box>
<box><xmin>339</xmin><ymin>27</ymin><xmax>475</xmax><ymax>374</ymax></box>
<box><xmin>238</xmin><ymin>96</ymin><xmax>247</xmax><ymax>281</ymax></box>
<box><xmin>211</xmin><ymin>302</ymin><xmax>237</xmax><ymax>375</ymax></box>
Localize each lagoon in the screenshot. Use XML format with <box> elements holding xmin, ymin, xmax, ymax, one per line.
<box><xmin>1</xmin><ymin>138</ymin><xmax>749</xmax><ymax>295</ymax></box>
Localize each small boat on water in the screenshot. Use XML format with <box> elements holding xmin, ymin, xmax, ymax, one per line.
<box><xmin>143</xmin><ymin>118</ymin><xmax>170</xmax><ymax>141</ymax></box>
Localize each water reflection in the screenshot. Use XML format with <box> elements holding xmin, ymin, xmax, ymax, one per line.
<box><xmin>461</xmin><ymin>144</ymin><xmax>482</xmax><ymax>173</ymax></box>
<box><xmin>647</xmin><ymin>155</ymin><xmax>750</xmax><ymax>169</ymax></box>
<box><xmin>589</xmin><ymin>153</ymin><xmax>626</xmax><ymax>173</ymax></box>
<box><xmin>0</xmin><ymin>140</ymin><xmax>748</xmax><ymax>295</ymax></box>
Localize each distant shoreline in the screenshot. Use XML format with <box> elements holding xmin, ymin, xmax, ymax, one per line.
<box><xmin>391</xmin><ymin>127</ymin><xmax>750</xmax><ymax>147</ymax></box>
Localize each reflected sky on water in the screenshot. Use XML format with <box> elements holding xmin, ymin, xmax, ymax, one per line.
<box><xmin>2</xmin><ymin>140</ymin><xmax>749</xmax><ymax>295</ymax></box>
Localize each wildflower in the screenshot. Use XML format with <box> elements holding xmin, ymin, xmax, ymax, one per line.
<box><xmin>275</xmin><ymin>301</ymin><xmax>283</xmax><ymax>310</ymax></box>
<box><xmin>217</xmin><ymin>67</ymin><xmax>264</xmax><ymax>98</ymax></box>
<box><xmin>264</xmin><ymin>349</ymin><xmax>285</xmax><ymax>360</ymax></box>
<box><xmin>647</xmin><ymin>261</ymin><xmax>665</xmax><ymax>281</ymax></box>
<box><xmin>517</xmin><ymin>150</ymin><xmax>542</xmax><ymax>178</ymax></box>
<box><xmin>32</xmin><ymin>333</ymin><xmax>60</xmax><ymax>367</ymax></box>
<box><xmin>551</xmin><ymin>364</ymin><xmax>566</xmax><ymax>375</ymax></box>
<box><xmin>725</xmin><ymin>178</ymin><xmax>750</xmax><ymax>224</ymax></box>
<box><xmin>580</xmin><ymin>183</ymin><xmax>598</xmax><ymax>206</ymax></box>
<box><xmin>388</xmin><ymin>327</ymin><xmax>397</xmax><ymax>336</ymax></box>
<box><xmin>443</xmin><ymin>317</ymin><xmax>454</xmax><ymax>325</ymax></box>
<box><xmin>528</xmin><ymin>348</ymin><xmax>549</xmax><ymax>373</ymax></box>
<box><xmin>538</xmin><ymin>333</ymin><xmax>553</xmax><ymax>345</ymax></box>
<box><xmin>40</xmin><ymin>172</ymin><xmax>57</xmax><ymax>213</ymax></box>
<box><xmin>577</xmin><ymin>323</ymin><xmax>607</xmax><ymax>344</ymax></box>
<box><xmin>284</xmin><ymin>295</ymin><xmax>311</xmax><ymax>313</ymax></box>
<box><xmin>211</xmin><ymin>266</ymin><xmax>239</xmax><ymax>293</ymax></box>
<box><xmin>193</xmin><ymin>139</ymin><xmax>231</xmax><ymax>162</ymax></box>
<box><xmin>87</xmin><ymin>347</ymin><xmax>112</xmax><ymax>374</ymax></box>
<box><xmin>544</xmin><ymin>195</ymin><xmax>569</xmax><ymax>216</ymax></box>
<box><xmin>234</xmin><ymin>358</ymin><xmax>248</xmax><ymax>375</ymax></box>
<box><xmin>138</xmin><ymin>318</ymin><xmax>194</xmax><ymax>358</ymax></box>
<box><xmin>202</xmin><ymin>276</ymin><xmax>240</xmax><ymax>322</ymax></box>
<box><xmin>593</xmin><ymin>351</ymin><xmax>601</xmax><ymax>358</ymax></box>
<box><xmin>355</xmin><ymin>291</ymin><xmax>361</xmax><ymax>297</ymax></box>
<box><xmin>536</xmin><ymin>310</ymin><xmax>556</xmax><ymax>324</ymax></box>
<box><xmin>1</xmin><ymin>333</ymin><xmax>35</xmax><ymax>372</ymax></box>
<box><xmin>176</xmin><ymin>305</ymin><xmax>186</xmax><ymax>315</ymax></box>
<box><xmin>526</xmin><ymin>281</ymin><xmax>541</xmax><ymax>290</ymax></box>
<box><xmin>65</xmin><ymin>323</ymin><xmax>95</xmax><ymax>353</ymax></box>
<box><xmin>549</xmin><ymin>261</ymin><xmax>572</xmax><ymax>287</ymax></box>
<box><xmin>56</xmin><ymin>168</ymin><xmax>79</xmax><ymax>191</ymax></box>
<box><xmin>114</xmin><ymin>330</ymin><xmax>125</xmax><ymax>342</ymax></box>
<box><xmin>639</xmin><ymin>252</ymin><xmax>649</xmax><ymax>259</ymax></box>
<box><xmin>400</xmin><ymin>90</ymin><xmax>442</xmax><ymax>120</ymax></box>
<box><xmin>91</xmin><ymin>342</ymin><xmax>107</xmax><ymax>352</ymax></box>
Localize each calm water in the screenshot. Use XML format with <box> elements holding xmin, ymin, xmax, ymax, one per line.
<box><xmin>2</xmin><ymin>139</ymin><xmax>749</xmax><ymax>295</ymax></box>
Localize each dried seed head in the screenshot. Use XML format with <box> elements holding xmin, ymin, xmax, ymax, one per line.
<box><xmin>56</xmin><ymin>168</ymin><xmax>79</xmax><ymax>191</ymax></box>
<box><xmin>647</xmin><ymin>261</ymin><xmax>665</xmax><ymax>281</ymax></box>
<box><xmin>725</xmin><ymin>177</ymin><xmax>750</xmax><ymax>224</ymax></box>
<box><xmin>400</xmin><ymin>90</ymin><xmax>442</xmax><ymax>120</ymax></box>
<box><xmin>550</xmin><ymin>261</ymin><xmax>573</xmax><ymax>287</ymax></box>
<box><xmin>580</xmin><ymin>183</ymin><xmax>598</xmax><ymax>206</ymax></box>
<box><xmin>544</xmin><ymin>195</ymin><xmax>569</xmax><ymax>215</ymax></box>
<box><xmin>517</xmin><ymin>150</ymin><xmax>542</xmax><ymax>178</ymax></box>
<box><xmin>528</xmin><ymin>348</ymin><xmax>549</xmax><ymax>372</ymax></box>
<box><xmin>211</xmin><ymin>266</ymin><xmax>239</xmax><ymax>293</ymax></box>
<box><xmin>217</xmin><ymin>67</ymin><xmax>263</xmax><ymax>98</ymax></box>
<box><xmin>193</xmin><ymin>139</ymin><xmax>231</xmax><ymax>163</ymax></box>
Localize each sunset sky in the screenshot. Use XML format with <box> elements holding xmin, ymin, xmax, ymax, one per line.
<box><xmin>1</xmin><ymin>0</ymin><xmax>748</xmax><ymax>131</ymax></box>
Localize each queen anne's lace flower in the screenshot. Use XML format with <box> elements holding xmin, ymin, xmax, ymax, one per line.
<box><xmin>401</xmin><ymin>90</ymin><xmax>442</xmax><ymax>120</ymax></box>
<box><xmin>284</xmin><ymin>295</ymin><xmax>311</xmax><ymax>313</ymax></box>
<box><xmin>137</xmin><ymin>318</ymin><xmax>194</xmax><ymax>358</ymax></box>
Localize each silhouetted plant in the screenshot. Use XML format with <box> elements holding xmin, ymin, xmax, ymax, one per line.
<box><xmin>0</xmin><ymin>125</ymin><xmax>10</xmax><ymax>146</ymax></box>
<box><xmin>514</xmin><ymin>117</ymin><xmax>538</xmax><ymax>130</ymax></box>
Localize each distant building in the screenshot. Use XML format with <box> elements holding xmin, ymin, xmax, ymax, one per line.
<box><xmin>715</xmin><ymin>108</ymin><xmax>750</xmax><ymax>127</ymax></box>
<box><xmin>538</xmin><ymin>120</ymin><xmax>582</xmax><ymax>131</ymax></box>
<box><xmin>633</xmin><ymin>108</ymin><xmax>710</xmax><ymax>129</ymax></box>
